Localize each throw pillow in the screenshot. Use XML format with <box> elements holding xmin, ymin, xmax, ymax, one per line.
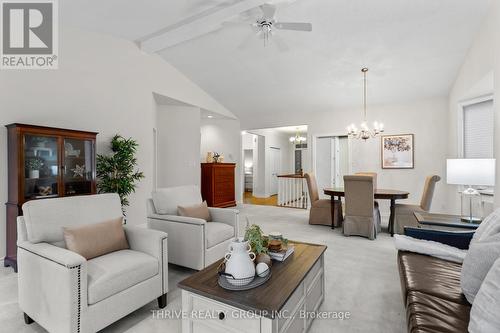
<box><xmin>178</xmin><ymin>201</ymin><xmax>211</xmax><ymax>222</ymax></box>
<box><xmin>461</xmin><ymin>232</ymin><xmax>500</xmax><ymax>303</ymax></box>
<box><xmin>469</xmin><ymin>257</ymin><xmax>500</xmax><ymax>333</ymax></box>
<box><xmin>63</xmin><ymin>217</ymin><xmax>129</xmax><ymax>260</ymax></box>
<box><xmin>473</xmin><ymin>208</ymin><xmax>500</xmax><ymax>243</ymax></box>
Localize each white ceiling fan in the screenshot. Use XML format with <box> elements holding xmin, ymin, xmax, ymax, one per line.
<box><xmin>226</xmin><ymin>3</ymin><xmax>312</xmax><ymax>49</ymax></box>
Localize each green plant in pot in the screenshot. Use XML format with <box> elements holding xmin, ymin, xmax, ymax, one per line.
<box><xmin>244</xmin><ymin>223</ymin><xmax>272</xmax><ymax>267</ymax></box>
<box><xmin>26</xmin><ymin>157</ymin><xmax>44</xmax><ymax>179</ymax></box>
<box><xmin>96</xmin><ymin>135</ymin><xmax>144</xmax><ymax>217</ymax></box>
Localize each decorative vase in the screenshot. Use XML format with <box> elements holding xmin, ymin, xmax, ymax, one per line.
<box><xmin>206</xmin><ymin>152</ymin><xmax>214</xmax><ymax>163</ymax></box>
<box><xmin>29</xmin><ymin>170</ymin><xmax>39</xmax><ymax>179</ymax></box>
<box><xmin>256</xmin><ymin>253</ymin><xmax>272</xmax><ymax>267</ymax></box>
<box><xmin>224</xmin><ymin>238</ymin><xmax>256</xmax><ymax>285</ymax></box>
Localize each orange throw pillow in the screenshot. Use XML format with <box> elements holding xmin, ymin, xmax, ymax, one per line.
<box><xmin>178</xmin><ymin>201</ymin><xmax>212</xmax><ymax>222</ymax></box>
<box><xmin>63</xmin><ymin>217</ymin><xmax>129</xmax><ymax>260</ymax></box>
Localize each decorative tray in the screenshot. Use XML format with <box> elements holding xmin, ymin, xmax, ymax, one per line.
<box><xmin>217</xmin><ymin>262</ymin><xmax>271</xmax><ymax>291</ymax></box>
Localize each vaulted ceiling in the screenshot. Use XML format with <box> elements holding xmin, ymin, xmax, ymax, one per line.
<box><xmin>62</xmin><ymin>0</ymin><xmax>492</xmax><ymax>118</ymax></box>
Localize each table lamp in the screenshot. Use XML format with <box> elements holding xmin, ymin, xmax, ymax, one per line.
<box><xmin>447</xmin><ymin>159</ymin><xmax>496</xmax><ymax>223</ymax></box>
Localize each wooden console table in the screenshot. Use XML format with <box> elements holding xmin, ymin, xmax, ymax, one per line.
<box><xmin>179</xmin><ymin>242</ymin><xmax>327</xmax><ymax>333</ymax></box>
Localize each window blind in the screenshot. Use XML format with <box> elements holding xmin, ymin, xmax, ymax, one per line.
<box><xmin>463</xmin><ymin>99</ymin><xmax>494</xmax><ymax>158</ymax></box>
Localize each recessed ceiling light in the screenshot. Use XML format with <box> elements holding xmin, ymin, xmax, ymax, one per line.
<box><xmin>207</xmin><ymin>115</ymin><xmax>214</xmax><ymax>118</ymax></box>
<box><xmin>241</xmin><ymin>131</ymin><xmax>247</xmax><ymax>135</ymax></box>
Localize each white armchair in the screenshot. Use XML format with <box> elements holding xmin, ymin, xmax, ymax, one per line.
<box><xmin>17</xmin><ymin>194</ymin><xmax>168</xmax><ymax>333</ymax></box>
<box><xmin>148</xmin><ymin>185</ymin><xmax>239</xmax><ymax>270</ymax></box>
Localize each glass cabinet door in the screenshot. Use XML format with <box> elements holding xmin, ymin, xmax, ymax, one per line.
<box><xmin>23</xmin><ymin>135</ymin><xmax>60</xmax><ymax>200</ymax></box>
<box><xmin>63</xmin><ymin>138</ymin><xmax>95</xmax><ymax>196</ymax></box>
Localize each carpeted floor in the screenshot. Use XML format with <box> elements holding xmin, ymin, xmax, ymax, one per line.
<box><xmin>0</xmin><ymin>204</ymin><xmax>406</xmax><ymax>333</ymax></box>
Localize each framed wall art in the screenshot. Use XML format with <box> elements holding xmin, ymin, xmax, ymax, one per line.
<box><xmin>381</xmin><ymin>134</ymin><xmax>414</xmax><ymax>169</ymax></box>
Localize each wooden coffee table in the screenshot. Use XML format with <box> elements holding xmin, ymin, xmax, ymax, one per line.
<box><xmin>179</xmin><ymin>241</ymin><xmax>327</xmax><ymax>333</ymax></box>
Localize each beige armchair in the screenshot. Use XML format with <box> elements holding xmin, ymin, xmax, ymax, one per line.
<box><xmin>304</xmin><ymin>173</ymin><xmax>343</xmax><ymax>227</ymax></box>
<box><xmin>17</xmin><ymin>194</ymin><xmax>168</xmax><ymax>333</ymax></box>
<box><xmin>394</xmin><ymin>175</ymin><xmax>441</xmax><ymax>234</ymax></box>
<box><xmin>147</xmin><ymin>185</ymin><xmax>238</xmax><ymax>270</ymax></box>
<box><xmin>343</xmin><ymin>175</ymin><xmax>381</xmax><ymax>240</ymax></box>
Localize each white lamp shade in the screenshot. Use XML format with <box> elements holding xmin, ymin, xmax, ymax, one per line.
<box><xmin>446</xmin><ymin>159</ymin><xmax>496</xmax><ymax>186</ymax></box>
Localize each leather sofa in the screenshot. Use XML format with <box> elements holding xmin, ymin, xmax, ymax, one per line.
<box><xmin>398</xmin><ymin>251</ymin><xmax>470</xmax><ymax>332</ymax></box>
<box><xmin>398</xmin><ymin>227</ymin><xmax>474</xmax><ymax>332</ymax></box>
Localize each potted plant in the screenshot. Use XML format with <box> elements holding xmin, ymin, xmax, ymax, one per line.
<box><xmin>26</xmin><ymin>157</ymin><xmax>43</xmax><ymax>179</ymax></box>
<box><xmin>96</xmin><ymin>135</ymin><xmax>145</xmax><ymax>216</ymax></box>
<box><xmin>244</xmin><ymin>223</ymin><xmax>272</xmax><ymax>266</ymax></box>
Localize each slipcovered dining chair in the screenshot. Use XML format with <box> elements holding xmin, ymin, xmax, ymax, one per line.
<box><xmin>355</xmin><ymin>172</ymin><xmax>381</xmax><ymax>222</ymax></box>
<box><xmin>394</xmin><ymin>175</ymin><xmax>441</xmax><ymax>234</ymax></box>
<box><xmin>343</xmin><ymin>175</ymin><xmax>381</xmax><ymax>240</ymax></box>
<box><xmin>304</xmin><ymin>173</ymin><xmax>343</xmax><ymax>227</ymax></box>
<box><xmin>355</xmin><ymin>172</ymin><xmax>377</xmax><ymax>189</ymax></box>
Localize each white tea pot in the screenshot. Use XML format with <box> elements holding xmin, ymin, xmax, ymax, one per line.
<box><xmin>224</xmin><ymin>238</ymin><xmax>256</xmax><ymax>285</ymax></box>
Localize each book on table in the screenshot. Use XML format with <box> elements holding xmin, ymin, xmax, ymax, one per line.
<box><xmin>269</xmin><ymin>245</ymin><xmax>295</xmax><ymax>262</ymax></box>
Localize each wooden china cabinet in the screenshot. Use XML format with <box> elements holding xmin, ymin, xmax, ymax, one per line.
<box><xmin>5</xmin><ymin>124</ymin><xmax>98</xmax><ymax>272</ymax></box>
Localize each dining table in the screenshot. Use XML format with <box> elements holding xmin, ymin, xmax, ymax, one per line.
<box><xmin>323</xmin><ymin>188</ymin><xmax>410</xmax><ymax>236</ymax></box>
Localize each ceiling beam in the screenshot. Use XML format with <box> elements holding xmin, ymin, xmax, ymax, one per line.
<box><xmin>138</xmin><ymin>0</ymin><xmax>268</xmax><ymax>53</ymax></box>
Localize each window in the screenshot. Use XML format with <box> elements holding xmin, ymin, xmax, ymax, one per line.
<box><xmin>462</xmin><ymin>99</ymin><xmax>494</xmax><ymax>158</ymax></box>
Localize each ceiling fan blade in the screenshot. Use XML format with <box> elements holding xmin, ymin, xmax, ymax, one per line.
<box><xmin>274</xmin><ymin>22</ymin><xmax>312</xmax><ymax>32</ymax></box>
<box><xmin>260</xmin><ymin>4</ymin><xmax>276</xmax><ymax>20</ymax></box>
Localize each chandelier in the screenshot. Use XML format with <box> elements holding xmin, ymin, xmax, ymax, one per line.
<box><xmin>346</xmin><ymin>68</ymin><xmax>384</xmax><ymax>140</ymax></box>
<box><xmin>289</xmin><ymin>128</ymin><xmax>306</xmax><ymax>144</ymax></box>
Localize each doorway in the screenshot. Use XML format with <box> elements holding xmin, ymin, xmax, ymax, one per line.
<box><xmin>315</xmin><ymin>136</ymin><xmax>350</xmax><ymax>194</ymax></box>
<box><xmin>241</xmin><ymin>125</ymin><xmax>307</xmax><ymax>206</ymax></box>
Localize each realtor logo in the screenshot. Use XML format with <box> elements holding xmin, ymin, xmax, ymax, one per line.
<box><xmin>1</xmin><ymin>0</ymin><xmax>58</xmax><ymax>69</ymax></box>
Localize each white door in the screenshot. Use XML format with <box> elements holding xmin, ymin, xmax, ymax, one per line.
<box><xmin>269</xmin><ymin>148</ymin><xmax>281</xmax><ymax>195</ymax></box>
<box><xmin>316</xmin><ymin>137</ymin><xmax>333</xmax><ymax>192</ymax></box>
<box><xmin>315</xmin><ymin>136</ymin><xmax>350</xmax><ymax>192</ymax></box>
<box><xmin>337</xmin><ymin>136</ymin><xmax>349</xmax><ymax>187</ymax></box>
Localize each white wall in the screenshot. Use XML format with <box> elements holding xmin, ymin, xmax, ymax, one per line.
<box><xmin>0</xmin><ymin>26</ymin><xmax>233</xmax><ymax>259</ymax></box>
<box><xmin>493</xmin><ymin>3</ymin><xmax>500</xmax><ymax>209</ymax></box>
<box><xmin>156</xmin><ymin>105</ymin><xmax>201</xmax><ymax>188</ymax></box>
<box><xmin>241</xmin><ymin>98</ymin><xmax>449</xmax><ymax>216</ymax></box>
<box><xmin>448</xmin><ymin>2</ymin><xmax>500</xmax><ymax>212</ymax></box>
<box><xmin>200</xmin><ymin>118</ymin><xmax>242</xmax><ymax>203</ymax></box>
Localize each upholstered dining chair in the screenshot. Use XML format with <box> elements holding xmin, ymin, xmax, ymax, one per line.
<box><xmin>355</xmin><ymin>172</ymin><xmax>377</xmax><ymax>189</ymax></box>
<box><xmin>343</xmin><ymin>175</ymin><xmax>381</xmax><ymax>240</ymax></box>
<box><xmin>355</xmin><ymin>172</ymin><xmax>381</xmax><ymax>222</ymax></box>
<box><xmin>394</xmin><ymin>175</ymin><xmax>441</xmax><ymax>234</ymax></box>
<box><xmin>304</xmin><ymin>173</ymin><xmax>343</xmax><ymax>227</ymax></box>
